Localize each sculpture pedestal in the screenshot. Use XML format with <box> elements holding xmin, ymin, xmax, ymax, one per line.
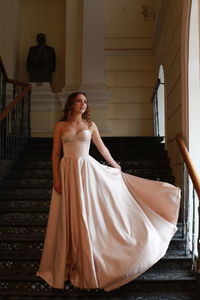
<box><xmin>30</xmin><ymin>82</ymin><xmax>60</xmax><ymax>137</ymax></box>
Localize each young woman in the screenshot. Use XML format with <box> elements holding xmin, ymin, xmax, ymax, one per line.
<box><xmin>36</xmin><ymin>92</ymin><xmax>180</xmax><ymax>291</ymax></box>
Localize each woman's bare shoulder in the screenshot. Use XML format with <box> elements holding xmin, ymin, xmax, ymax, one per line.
<box><xmin>90</xmin><ymin>121</ymin><xmax>100</xmax><ymax>134</ymax></box>
<box><xmin>90</xmin><ymin>121</ymin><xmax>97</xmax><ymax>128</ymax></box>
<box><xmin>54</xmin><ymin>121</ymin><xmax>66</xmax><ymax>133</ymax></box>
<box><xmin>56</xmin><ymin>121</ymin><xmax>69</xmax><ymax>128</ymax></box>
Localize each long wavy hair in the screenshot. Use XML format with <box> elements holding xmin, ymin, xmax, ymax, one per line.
<box><xmin>60</xmin><ymin>92</ymin><xmax>92</xmax><ymax>125</ymax></box>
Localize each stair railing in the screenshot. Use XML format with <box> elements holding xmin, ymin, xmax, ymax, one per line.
<box><xmin>176</xmin><ymin>133</ymin><xmax>200</xmax><ymax>273</ymax></box>
<box><xmin>151</xmin><ymin>79</ymin><xmax>163</xmax><ymax>137</ymax></box>
<box><xmin>0</xmin><ymin>56</ymin><xmax>31</xmax><ymax>186</ymax></box>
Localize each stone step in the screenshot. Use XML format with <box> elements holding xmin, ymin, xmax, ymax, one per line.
<box><xmin>0</xmin><ymin>219</ymin><xmax>183</xmax><ymax>236</ymax></box>
<box><xmin>2</xmin><ymin>198</ymin><xmax>185</xmax><ymax>228</ymax></box>
<box><xmin>1</xmin><ymin>173</ymin><xmax>175</xmax><ymax>188</ymax></box>
<box><xmin>14</xmin><ymin>159</ymin><xmax>170</xmax><ymax>169</ymax></box>
<box><xmin>4</xmin><ymin>170</ymin><xmax>173</xmax><ymax>188</ymax></box>
<box><xmin>0</xmin><ymin>293</ymin><xmax>197</xmax><ymax>300</ymax></box>
<box><xmin>0</xmin><ymin>199</ymin><xmax>51</xmax><ymax>211</ymax></box>
<box><xmin>0</xmin><ymin>232</ymin><xmax>186</xmax><ymax>243</ymax></box>
<box><xmin>0</xmin><ymin>212</ymin><xmax>48</xmax><ymax>223</ymax></box>
<box><xmin>0</xmin><ymin>258</ymin><xmax>193</xmax><ymax>277</ymax></box>
<box><xmin>0</xmin><ymin>249</ymin><xmax>189</xmax><ymax>260</ymax></box>
<box><xmin>22</xmin><ymin>150</ymin><xmax>169</xmax><ymax>160</ymax></box>
<box><xmin>0</xmin><ymin>236</ymin><xmax>187</xmax><ymax>253</ymax></box>
<box><xmin>0</xmin><ymin>270</ymin><xmax>196</xmax><ymax>296</ymax></box>
<box><xmin>25</xmin><ymin>142</ymin><xmax>166</xmax><ymax>153</ymax></box>
<box><xmin>4</xmin><ymin>178</ymin><xmax>53</xmax><ymax>188</ymax></box>
<box><xmin>25</xmin><ymin>139</ymin><xmax>165</xmax><ymax>150</ymax></box>
<box><xmin>29</xmin><ymin>136</ymin><xmax>165</xmax><ymax>142</ymax></box>
<box><xmin>0</xmin><ymin>221</ymin><xmax>184</xmax><ymax>238</ymax></box>
<box><xmin>28</xmin><ymin>136</ymin><xmax>165</xmax><ymax>145</ymax></box>
<box><xmin>1</xmin><ymin>188</ymin><xmax>51</xmax><ymax>199</ymax></box>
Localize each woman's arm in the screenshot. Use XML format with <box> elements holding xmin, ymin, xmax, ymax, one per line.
<box><xmin>91</xmin><ymin>122</ymin><xmax>121</xmax><ymax>169</ymax></box>
<box><xmin>52</xmin><ymin>122</ymin><xmax>62</xmax><ymax>194</ymax></box>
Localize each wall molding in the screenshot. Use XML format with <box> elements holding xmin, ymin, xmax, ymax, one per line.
<box><xmin>104</xmin><ymin>49</ymin><xmax>153</xmax><ymax>56</ymax></box>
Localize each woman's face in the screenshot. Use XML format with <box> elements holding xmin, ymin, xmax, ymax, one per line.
<box><xmin>72</xmin><ymin>94</ymin><xmax>87</xmax><ymax>115</ymax></box>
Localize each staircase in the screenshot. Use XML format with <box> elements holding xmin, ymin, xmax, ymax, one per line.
<box><xmin>0</xmin><ymin>137</ymin><xmax>198</xmax><ymax>299</ymax></box>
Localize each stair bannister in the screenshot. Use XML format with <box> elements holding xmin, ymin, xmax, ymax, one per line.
<box><xmin>0</xmin><ymin>56</ymin><xmax>31</xmax><ymax>187</ymax></box>
<box><xmin>151</xmin><ymin>79</ymin><xmax>162</xmax><ymax>137</ymax></box>
<box><xmin>176</xmin><ymin>133</ymin><xmax>200</xmax><ymax>273</ymax></box>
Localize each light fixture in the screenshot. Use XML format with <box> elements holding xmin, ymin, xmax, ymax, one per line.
<box><xmin>141</xmin><ymin>5</ymin><xmax>155</xmax><ymax>22</ymax></box>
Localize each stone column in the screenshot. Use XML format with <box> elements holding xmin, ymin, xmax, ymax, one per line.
<box><xmin>59</xmin><ymin>0</ymin><xmax>83</xmax><ymax>116</ymax></box>
<box><xmin>64</xmin><ymin>0</ymin><xmax>83</xmax><ymax>89</ymax></box>
<box><xmin>81</xmin><ymin>0</ymin><xmax>105</xmax><ymax>89</ymax></box>
<box><xmin>60</xmin><ymin>0</ymin><xmax>111</xmax><ymax>134</ymax></box>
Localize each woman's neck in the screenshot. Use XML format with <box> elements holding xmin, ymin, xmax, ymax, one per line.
<box><xmin>69</xmin><ymin>114</ymin><xmax>83</xmax><ymax>125</ymax></box>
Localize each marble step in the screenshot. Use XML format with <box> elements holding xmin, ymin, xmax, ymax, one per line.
<box><xmin>22</xmin><ymin>150</ymin><xmax>169</xmax><ymax>160</ymax></box>
<box><xmin>3</xmin><ymin>171</ymin><xmax>174</xmax><ymax>184</ymax></box>
<box><xmin>14</xmin><ymin>159</ymin><xmax>170</xmax><ymax>169</ymax></box>
<box><xmin>28</xmin><ymin>136</ymin><xmax>165</xmax><ymax>145</ymax></box>
<box><xmin>1</xmin><ymin>188</ymin><xmax>51</xmax><ymax>199</ymax></box>
<box><xmin>1</xmin><ymin>292</ymin><xmax>198</xmax><ymax>300</ymax></box>
<box><xmin>0</xmin><ymin>258</ymin><xmax>193</xmax><ymax>276</ymax></box>
<box><xmin>0</xmin><ymin>233</ymin><xmax>187</xmax><ymax>252</ymax></box>
<box><xmin>2</xmin><ymin>216</ymin><xmax>185</xmax><ymax>228</ymax></box>
<box><xmin>3</xmin><ymin>171</ymin><xmax>173</xmax><ymax>188</ymax></box>
<box><xmin>4</xmin><ymin>178</ymin><xmax>53</xmax><ymax>188</ymax></box>
<box><xmin>0</xmin><ymin>249</ymin><xmax>190</xmax><ymax>261</ymax></box>
<box><xmin>0</xmin><ymin>217</ymin><xmax>184</xmax><ymax>235</ymax></box>
<box><xmin>0</xmin><ymin>219</ymin><xmax>184</xmax><ymax>238</ymax></box>
<box><xmin>0</xmin><ymin>270</ymin><xmax>196</xmax><ymax>296</ymax></box>
<box><xmin>0</xmin><ymin>294</ymin><xmax>197</xmax><ymax>300</ymax></box>
<box><xmin>25</xmin><ymin>142</ymin><xmax>166</xmax><ymax>152</ymax></box>
<box><xmin>0</xmin><ymin>199</ymin><xmax>51</xmax><ymax>211</ymax></box>
<box><xmin>0</xmin><ymin>256</ymin><xmax>192</xmax><ymax>276</ymax></box>
<box><xmin>26</xmin><ymin>138</ymin><xmax>165</xmax><ymax>148</ymax></box>
<box><xmin>0</xmin><ymin>221</ymin><xmax>184</xmax><ymax>238</ymax></box>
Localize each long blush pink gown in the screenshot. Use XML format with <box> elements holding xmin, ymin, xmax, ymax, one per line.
<box><xmin>36</xmin><ymin>129</ymin><xmax>180</xmax><ymax>291</ymax></box>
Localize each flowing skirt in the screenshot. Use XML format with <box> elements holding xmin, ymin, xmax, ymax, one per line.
<box><xmin>36</xmin><ymin>155</ymin><xmax>180</xmax><ymax>291</ymax></box>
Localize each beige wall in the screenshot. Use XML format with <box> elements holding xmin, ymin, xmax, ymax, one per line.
<box><xmin>18</xmin><ymin>0</ymin><xmax>66</xmax><ymax>92</ymax></box>
<box><xmin>154</xmin><ymin>0</ymin><xmax>185</xmax><ymax>187</ymax></box>
<box><xmin>0</xmin><ymin>0</ymin><xmax>20</xmax><ymax>78</ymax></box>
<box><xmin>104</xmin><ymin>0</ymin><xmax>159</xmax><ymax>50</ymax></box>
<box><xmin>105</xmin><ymin>52</ymin><xmax>155</xmax><ymax>136</ymax></box>
<box><xmin>104</xmin><ymin>0</ymin><xmax>158</xmax><ymax>136</ymax></box>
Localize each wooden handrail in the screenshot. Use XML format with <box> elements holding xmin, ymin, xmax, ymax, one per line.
<box><xmin>7</xmin><ymin>78</ymin><xmax>30</xmax><ymax>88</ymax></box>
<box><xmin>0</xmin><ymin>55</ymin><xmax>31</xmax><ymax>121</ymax></box>
<box><xmin>0</xmin><ymin>84</ymin><xmax>31</xmax><ymax>121</ymax></box>
<box><xmin>0</xmin><ymin>56</ymin><xmax>30</xmax><ymax>88</ymax></box>
<box><xmin>176</xmin><ymin>133</ymin><xmax>200</xmax><ymax>200</ymax></box>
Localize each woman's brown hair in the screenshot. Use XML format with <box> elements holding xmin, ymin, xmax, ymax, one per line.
<box><xmin>60</xmin><ymin>92</ymin><xmax>92</xmax><ymax>125</ymax></box>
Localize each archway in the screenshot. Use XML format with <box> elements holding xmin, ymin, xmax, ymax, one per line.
<box><xmin>157</xmin><ymin>65</ymin><xmax>165</xmax><ymax>138</ymax></box>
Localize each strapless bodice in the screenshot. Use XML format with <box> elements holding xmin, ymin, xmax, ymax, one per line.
<box><xmin>61</xmin><ymin>129</ymin><xmax>91</xmax><ymax>158</ymax></box>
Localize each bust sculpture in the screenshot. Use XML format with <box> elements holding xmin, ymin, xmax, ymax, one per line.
<box><xmin>26</xmin><ymin>33</ymin><xmax>56</xmax><ymax>83</ymax></box>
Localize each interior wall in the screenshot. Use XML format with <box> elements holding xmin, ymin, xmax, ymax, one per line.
<box><xmin>105</xmin><ymin>52</ymin><xmax>155</xmax><ymax>136</ymax></box>
<box><xmin>153</xmin><ymin>0</ymin><xmax>185</xmax><ymax>186</ymax></box>
<box><xmin>104</xmin><ymin>0</ymin><xmax>158</xmax><ymax>136</ymax></box>
<box><xmin>18</xmin><ymin>0</ymin><xmax>66</xmax><ymax>92</ymax></box>
<box><xmin>0</xmin><ymin>0</ymin><xmax>20</xmax><ymax>79</ymax></box>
